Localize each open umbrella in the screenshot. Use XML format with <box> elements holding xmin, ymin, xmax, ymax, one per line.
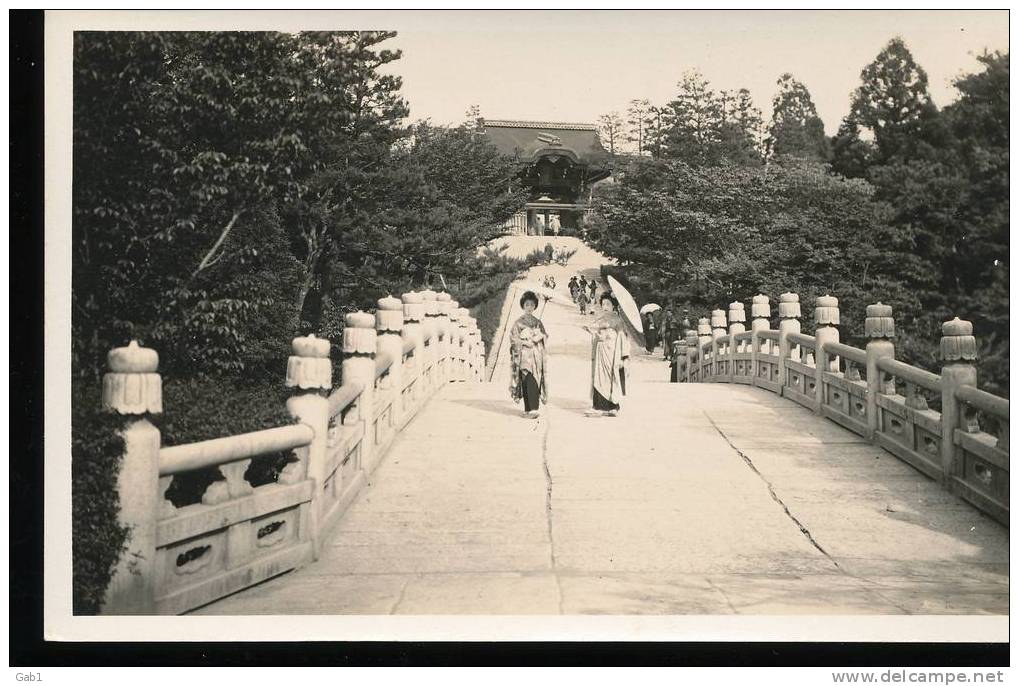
<box><xmin>639</xmin><ymin>303</ymin><xmax>661</xmax><ymax>315</ymax></box>
<box><xmin>606</xmin><ymin>275</ymin><xmax>646</xmax><ymax>347</ymax></box>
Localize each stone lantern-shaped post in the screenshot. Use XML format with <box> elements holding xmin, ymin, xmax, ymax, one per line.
<box><xmin>696</xmin><ymin>317</ymin><xmax>712</xmax><ymax>380</ymax></box>
<box><xmin>435</xmin><ymin>292</ymin><xmax>453</xmax><ymax>382</ymax></box>
<box><xmin>777</xmin><ymin>292</ymin><xmax>801</xmax><ymax>394</ymax></box>
<box><xmin>341</xmin><ymin>311</ymin><xmax>377</xmax><ymax>465</ymax></box>
<box><xmin>457</xmin><ymin>306</ymin><xmax>471</xmax><ymax>381</ymax></box>
<box><xmin>419</xmin><ymin>289</ymin><xmax>439</xmax><ymax>390</ymax></box>
<box><xmin>710</xmin><ymin>309</ymin><xmax>727</xmax><ymax>379</ymax></box>
<box><xmin>728</xmin><ymin>301</ymin><xmax>746</xmax><ymax>379</ymax></box>
<box><xmin>446</xmin><ymin>299</ymin><xmax>462</xmax><ymax>382</ymax></box>
<box><xmin>101</xmin><ymin>340</ymin><xmax>163</xmax><ymax>615</ymax></box>
<box><xmin>376</xmin><ymin>295</ymin><xmax>405</xmax><ymax>424</ymax></box>
<box><xmin>750</xmin><ymin>294</ymin><xmax>770</xmax><ymax>385</ymax></box>
<box><xmin>864</xmin><ymin>303</ymin><xmax>895</xmax><ymax>439</ymax></box>
<box><xmin>401</xmin><ymin>291</ymin><xmax>424</xmax><ymax>407</ymax></box>
<box><xmin>940</xmin><ymin>317</ymin><xmax>979</xmax><ymax>482</ymax></box>
<box><xmin>813</xmin><ymin>295</ymin><xmax>840</xmax><ymax>413</ymax></box>
<box><xmin>285</xmin><ymin>333</ymin><xmax>332</xmax><ymax>556</ymax></box>
<box><xmin>686</xmin><ymin>330</ymin><xmax>700</xmax><ymax>383</ymax></box>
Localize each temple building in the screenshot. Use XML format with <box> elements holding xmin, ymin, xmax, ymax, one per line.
<box><xmin>479</xmin><ymin>119</ymin><xmax>612</xmax><ymax>235</ymax></box>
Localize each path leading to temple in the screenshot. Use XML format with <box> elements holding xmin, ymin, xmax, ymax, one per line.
<box><xmin>198</xmin><ymin>238</ymin><xmax>1007</xmax><ymax>615</ymax></box>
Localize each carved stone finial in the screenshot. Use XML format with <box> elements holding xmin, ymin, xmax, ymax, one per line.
<box><xmin>710</xmin><ymin>309</ymin><xmax>726</xmax><ymax>329</ymax></box>
<box><xmin>286</xmin><ymin>334</ymin><xmax>332</xmax><ymax>390</ymax></box>
<box><xmin>402</xmin><ymin>291</ymin><xmax>424</xmax><ymax>323</ymax></box>
<box><xmin>728</xmin><ymin>301</ymin><xmax>746</xmax><ymax>323</ymax></box>
<box><xmin>778</xmin><ymin>293</ymin><xmax>800</xmax><ymax>319</ymax></box>
<box><xmin>420</xmin><ymin>289</ymin><xmax>440</xmax><ymax>317</ymax></box>
<box><xmin>376</xmin><ymin>295</ymin><xmax>404</xmax><ymax>333</ymax></box>
<box><xmin>815</xmin><ymin>294</ymin><xmax>840</xmax><ymax>326</ymax></box>
<box><xmin>685</xmin><ymin>331</ymin><xmax>699</xmax><ymax>347</ymax></box>
<box><xmin>865</xmin><ymin>302</ymin><xmax>895</xmax><ymax>339</ymax></box>
<box><xmin>343</xmin><ymin>311</ymin><xmax>377</xmax><ymax>356</ymax></box>
<box><xmin>751</xmin><ymin>294</ymin><xmax>770</xmax><ymax>319</ymax></box>
<box><xmin>696</xmin><ymin>318</ymin><xmax>711</xmax><ymax>336</ymax></box>
<box><xmin>102</xmin><ymin>340</ymin><xmax>163</xmax><ymax>414</ymax></box>
<box><xmin>941</xmin><ymin>317</ymin><xmax>978</xmax><ymax>362</ymax></box>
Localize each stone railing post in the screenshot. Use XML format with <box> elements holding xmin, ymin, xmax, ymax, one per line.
<box><xmin>864</xmin><ymin>303</ymin><xmax>896</xmax><ymax>439</ymax></box>
<box><xmin>777</xmin><ymin>293</ymin><xmax>801</xmax><ymax>394</ymax></box>
<box><xmin>100</xmin><ymin>340</ymin><xmax>163</xmax><ymax>615</ymax></box>
<box><xmin>728</xmin><ymin>301</ymin><xmax>746</xmax><ymax>380</ymax></box>
<box><xmin>435</xmin><ymin>292</ymin><xmax>453</xmax><ymax>383</ymax></box>
<box><xmin>696</xmin><ymin>317</ymin><xmax>712</xmax><ymax>380</ymax></box>
<box><xmin>376</xmin><ymin>295</ymin><xmax>404</xmax><ymax>423</ymax></box>
<box><xmin>750</xmin><ymin>294</ymin><xmax>770</xmax><ymax>387</ymax></box>
<box><xmin>672</xmin><ymin>337</ymin><xmax>687</xmax><ymax>383</ymax></box>
<box><xmin>684</xmin><ymin>330</ymin><xmax>698</xmax><ymax>383</ymax></box>
<box><xmin>420</xmin><ymin>289</ymin><xmax>439</xmax><ymax>392</ymax></box>
<box><xmin>284</xmin><ymin>334</ymin><xmax>331</xmax><ymax>558</ymax></box>
<box><xmin>710</xmin><ymin>308</ymin><xmax>727</xmax><ymax>379</ymax></box>
<box><xmin>940</xmin><ymin>317</ymin><xmax>978</xmax><ymax>483</ymax></box>
<box><xmin>813</xmin><ymin>295</ymin><xmax>840</xmax><ymax>414</ymax></box>
<box><xmin>457</xmin><ymin>306</ymin><xmax>471</xmax><ymax>381</ymax></box>
<box><xmin>341</xmin><ymin>312</ymin><xmax>377</xmax><ymax>465</ymax></box>
<box><xmin>446</xmin><ymin>300</ymin><xmax>462</xmax><ymax>382</ymax></box>
<box><xmin>466</xmin><ymin>316</ymin><xmax>482</xmax><ymax>380</ymax></box>
<box><xmin>401</xmin><ymin>291</ymin><xmax>425</xmax><ymax>406</ymax></box>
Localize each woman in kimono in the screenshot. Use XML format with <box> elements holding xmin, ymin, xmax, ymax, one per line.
<box><xmin>509</xmin><ymin>291</ymin><xmax>550</xmax><ymax>418</ymax></box>
<box><xmin>643</xmin><ymin>311</ymin><xmax>659</xmax><ymax>353</ymax></box>
<box><xmin>583</xmin><ymin>293</ymin><xmax>631</xmax><ymax>417</ymax></box>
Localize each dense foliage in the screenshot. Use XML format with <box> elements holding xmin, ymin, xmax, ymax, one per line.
<box><xmin>71</xmin><ymin>31</ymin><xmax>527</xmax><ymax>611</ymax></box>
<box><xmin>593</xmin><ymin>41</ymin><xmax>1008</xmax><ymax>394</ymax></box>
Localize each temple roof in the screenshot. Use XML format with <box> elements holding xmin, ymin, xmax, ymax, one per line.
<box><xmin>480</xmin><ymin>118</ymin><xmax>611</xmax><ymax>169</ymax></box>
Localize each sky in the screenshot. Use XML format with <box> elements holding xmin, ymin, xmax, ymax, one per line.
<box><xmin>376</xmin><ymin>10</ymin><xmax>1008</xmax><ymax>136</ymax></box>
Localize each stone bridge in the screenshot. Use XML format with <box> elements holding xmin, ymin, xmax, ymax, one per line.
<box><xmin>99</xmin><ymin>242</ymin><xmax>1008</xmax><ymax>616</ymax></box>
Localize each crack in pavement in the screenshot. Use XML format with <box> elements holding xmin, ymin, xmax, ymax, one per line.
<box><xmin>703</xmin><ymin>411</ymin><xmax>839</xmax><ymax>568</ymax></box>
<box><xmin>705</xmin><ymin>576</ymin><xmax>740</xmax><ymax>615</ymax></box>
<box><xmin>539</xmin><ymin>414</ymin><xmax>565</xmax><ymax>614</ymax></box>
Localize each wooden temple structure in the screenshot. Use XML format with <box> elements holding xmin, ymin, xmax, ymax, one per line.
<box><xmin>479</xmin><ymin>119</ymin><xmax>612</xmax><ymax>235</ymax></box>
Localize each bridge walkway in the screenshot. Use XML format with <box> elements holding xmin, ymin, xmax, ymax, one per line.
<box><xmin>198</xmin><ymin>249</ymin><xmax>1007</xmax><ymax>615</ymax></box>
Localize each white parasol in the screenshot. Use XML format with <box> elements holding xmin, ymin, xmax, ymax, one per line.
<box><xmin>639</xmin><ymin>303</ymin><xmax>661</xmax><ymax>315</ymax></box>
<box><xmin>606</xmin><ymin>275</ymin><xmax>646</xmax><ymax>346</ymax></box>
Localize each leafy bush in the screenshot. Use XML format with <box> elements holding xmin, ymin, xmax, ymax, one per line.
<box><xmin>71</xmin><ymin>385</ymin><xmax>129</xmax><ymax>615</ymax></box>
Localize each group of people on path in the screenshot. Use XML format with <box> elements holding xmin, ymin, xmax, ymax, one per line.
<box><xmin>568</xmin><ymin>275</ymin><xmax>600</xmax><ymax>315</ymax></box>
<box><xmin>641</xmin><ymin>304</ymin><xmax>690</xmax><ymax>359</ymax></box>
<box><xmin>509</xmin><ymin>289</ymin><xmax>630</xmax><ymax>420</ymax></box>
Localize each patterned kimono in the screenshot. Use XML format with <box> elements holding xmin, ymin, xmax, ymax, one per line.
<box><xmin>509</xmin><ymin>313</ymin><xmax>550</xmax><ymax>406</ymax></box>
<box><xmin>590</xmin><ymin>313</ymin><xmax>631</xmax><ymax>410</ymax></box>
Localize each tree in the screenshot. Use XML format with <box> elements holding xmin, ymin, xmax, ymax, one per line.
<box><xmin>718</xmin><ymin>88</ymin><xmax>764</xmax><ymax>165</ymax></box>
<box><xmin>464</xmin><ymin>103</ymin><xmax>482</xmax><ymax>134</ymax></box>
<box><xmin>848</xmin><ymin>37</ymin><xmax>939</xmax><ymax>162</ymax></box>
<box><xmin>767</xmin><ymin>73</ymin><xmax>830</xmax><ymax>161</ymax></box>
<box><xmin>586</xmin><ymin>157</ymin><xmax>916</xmax><ymax>339</ymax></box>
<box><xmin>598</xmin><ymin>111</ymin><xmax>625</xmax><ymax>157</ymax></box>
<box><xmin>644</xmin><ymin>104</ymin><xmax>669</xmax><ymax>159</ymax></box>
<box><xmin>626</xmin><ymin>99</ymin><xmax>651</xmax><ymax>156</ymax></box>
<box><xmin>663</xmin><ymin>70</ymin><xmax>722</xmax><ymax>164</ymax></box>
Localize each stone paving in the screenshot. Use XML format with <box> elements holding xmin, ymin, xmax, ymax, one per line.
<box><xmin>198</xmin><ymin>238</ymin><xmax>1008</xmax><ymax>615</ymax></box>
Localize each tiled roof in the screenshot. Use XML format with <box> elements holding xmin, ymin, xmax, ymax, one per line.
<box><xmin>482</xmin><ymin>119</ymin><xmax>598</xmax><ymax>131</ymax></box>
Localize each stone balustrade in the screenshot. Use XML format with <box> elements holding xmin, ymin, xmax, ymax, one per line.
<box><xmin>98</xmin><ymin>291</ymin><xmax>486</xmax><ymax>615</ymax></box>
<box><xmin>676</xmin><ymin>294</ymin><xmax>1009</xmax><ymax>526</ymax></box>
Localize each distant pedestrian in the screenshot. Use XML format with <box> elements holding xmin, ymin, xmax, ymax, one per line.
<box><xmin>577</xmin><ymin>289</ymin><xmax>590</xmax><ymax>315</ymax></box>
<box><xmin>568</xmin><ymin>276</ymin><xmax>579</xmax><ymax>301</ymax></box>
<box><xmin>588</xmin><ymin>279</ymin><xmax>597</xmax><ymax>301</ymax></box>
<box><xmin>643</xmin><ymin>311</ymin><xmax>659</xmax><ymax>352</ymax></box>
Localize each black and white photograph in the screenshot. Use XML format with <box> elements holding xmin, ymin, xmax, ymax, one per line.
<box><xmin>28</xmin><ymin>7</ymin><xmax>1010</xmax><ymax>666</ymax></box>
